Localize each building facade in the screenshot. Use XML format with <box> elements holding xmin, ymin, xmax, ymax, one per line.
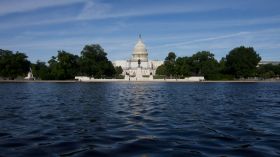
<box><xmin>113</xmin><ymin>36</ymin><xmax>163</xmax><ymax>80</ymax></box>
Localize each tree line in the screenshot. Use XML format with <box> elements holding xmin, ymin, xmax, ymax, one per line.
<box><xmin>156</xmin><ymin>46</ymin><xmax>280</xmax><ymax>80</ymax></box>
<box><xmin>0</xmin><ymin>44</ymin><xmax>123</xmax><ymax>80</ymax></box>
<box><xmin>0</xmin><ymin>44</ymin><xmax>279</xmax><ymax>80</ymax></box>
<box><xmin>0</xmin><ymin>49</ymin><xmax>30</xmax><ymax>79</ymax></box>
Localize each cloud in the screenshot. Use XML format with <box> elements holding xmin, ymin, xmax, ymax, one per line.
<box><xmin>77</xmin><ymin>0</ymin><xmax>111</xmax><ymax>20</ymax></box>
<box><xmin>1</xmin><ymin>0</ymin><xmax>279</xmax><ymax>31</ymax></box>
<box><xmin>76</xmin><ymin>1</ymin><xmax>227</xmax><ymax>20</ymax></box>
<box><xmin>150</xmin><ymin>28</ymin><xmax>280</xmax><ymax>49</ymax></box>
<box><xmin>0</xmin><ymin>0</ymin><xmax>225</xmax><ymax>30</ymax></box>
<box><xmin>0</xmin><ymin>0</ymin><xmax>85</xmax><ymax>16</ymax></box>
<box><xmin>146</xmin><ymin>28</ymin><xmax>280</xmax><ymax>60</ymax></box>
<box><xmin>1</xmin><ymin>0</ymin><xmax>280</xmax><ymax>62</ymax></box>
<box><xmin>151</xmin><ymin>32</ymin><xmax>251</xmax><ymax>49</ymax></box>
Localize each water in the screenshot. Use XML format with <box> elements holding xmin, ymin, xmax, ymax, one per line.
<box><xmin>0</xmin><ymin>82</ymin><xmax>280</xmax><ymax>157</ymax></box>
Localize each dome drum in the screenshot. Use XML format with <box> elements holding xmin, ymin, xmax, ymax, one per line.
<box><xmin>132</xmin><ymin>37</ymin><xmax>148</xmax><ymax>61</ymax></box>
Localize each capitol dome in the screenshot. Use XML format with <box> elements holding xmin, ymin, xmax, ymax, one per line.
<box><xmin>132</xmin><ymin>35</ymin><xmax>148</xmax><ymax>62</ymax></box>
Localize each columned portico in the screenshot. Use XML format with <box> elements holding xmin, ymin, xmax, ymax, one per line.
<box><xmin>113</xmin><ymin>35</ymin><xmax>164</xmax><ymax>80</ymax></box>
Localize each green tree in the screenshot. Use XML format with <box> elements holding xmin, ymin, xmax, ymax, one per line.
<box><xmin>79</xmin><ymin>44</ymin><xmax>116</xmax><ymax>78</ymax></box>
<box><xmin>190</xmin><ymin>51</ymin><xmax>220</xmax><ymax>79</ymax></box>
<box><xmin>31</xmin><ymin>61</ymin><xmax>51</xmax><ymax>80</ymax></box>
<box><xmin>175</xmin><ymin>57</ymin><xmax>191</xmax><ymax>77</ymax></box>
<box><xmin>164</xmin><ymin>52</ymin><xmax>177</xmax><ymax>78</ymax></box>
<box><xmin>225</xmin><ymin>46</ymin><xmax>261</xmax><ymax>78</ymax></box>
<box><xmin>0</xmin><ymin>49</ymin><xmax>30</xmax><ymax>79</ymax></box>
<box><xmin>115</xmin><ymin>66</ymin><xmax>123</xmax><ymax>76</ymax></box>
<box><xmin>257</xmin><ymin>63</ymin><xmax>280</xmax><ymax>79</ymax></box>
<box><xmin>156</xmin><ymin>64</ymin><xmax>166</xmax><ymax>75</ymax></box>
<box><xmin>48</xmin><ymin>50</ymin><xmax>79</xmax><ymax>80</ymax></box>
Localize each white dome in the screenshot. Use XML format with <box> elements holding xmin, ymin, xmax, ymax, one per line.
<box><xmin>131</xmin><ymin>36</ymin><xmax>148</xmax><ymax>62</ymax></box>
<box><xmin>133</xmin><ymin>39</ymin><xmax>148</xmax><ymax>55</ymax></box>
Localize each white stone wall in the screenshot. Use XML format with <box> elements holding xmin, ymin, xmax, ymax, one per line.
<box><xmin>184</xmin><ymin>76</ymin><xmax>205</xmax><ymax>81</ymax></box>
<box><xmin>150</xmin><ymin>60</ymin><xmax>164</xmax><ymax>69</ymax></box>
<box><xmin>113</xmin><ymin>60</ymin><xmax>128</xmax><ymax>68</ymax></box>
<box><xmin>112</xmin><ymin>60</ymin><xmax>163</xmax><ymax>76</ymax></box>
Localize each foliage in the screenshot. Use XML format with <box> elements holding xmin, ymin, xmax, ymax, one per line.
<box><xmin>115</xmin><ymin>66</ymin><xmax>123</xmax><ymax>76</ymax></box>
<box><xmin>0</xmin><ymin>49</ymin><xmax>30</xmax><ymax>79</ymax></box>
<box><xmin>155</xmin><ymin>64</ymin><xmax>166</xmax><ymax>75</ymax></box>
<box><xmin>257</xmin><ymin>64</ymin><xmax>280</xmax><ymax>79</ymax></box>
<box><xmin>175</xmin><ymin>57</ymin><xmax>191</xmax><ymax>77</ymax></box>
<box><xmin>164</xmin><ymin>52</ymin><xmax>177</xmax><ymax>77</ymax></box>
<box><xmin>48</xmin><ymin>50</ymin><xmax>80</xmax><ymax>80</ymax></box>
<box><xmin>189</xmin><ymin>51</ymin><xmax>220</xmax><ymax>79</ymax></box>
<box><xmin>0</xmin><ymin>45</ymin><xmax>277</xmax><ymax>80</ymax></box>
<box><xmin>224</xmin><ymin>46</ymin><xmax>261</xmax><ymax>78</ymax></box>
<box><xmin>32</xmin><ymin>46</ymin><xmax>117</xmax><ymax>80</ymax></box>
<box><xmin>156</xmin><ymin>51</ymin><xmax>222</xmax><ymax>80</ymax></box>
<box><xmin>31</xmin><ymin>61</ymin><xmax>51</xmax><ymax>80</ymax></box>
<box><xmin>79</xmin><ymin>44</ymin><xmax>116</xmax><ymax>78</ymax></box>
<box><xmin>153</xmin><ymin>75</ymin><xmax>166</xmax><ymax>79</ymax></box>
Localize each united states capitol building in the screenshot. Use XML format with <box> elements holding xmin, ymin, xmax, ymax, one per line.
<box><xmin>112</xmin><ymin>36</ymin><xmax>163</xmax><ymax>80</ymax></box>
<box><xmin>75</xmin><ymin>35</ymin><xmax>205</xmax><ymax>81</ymax></box>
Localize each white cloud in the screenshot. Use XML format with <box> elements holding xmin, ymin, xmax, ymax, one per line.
<box><xmin>150</xmin><ymin>28</ymin><xmax>280</xmax><ymax>49</ymax></box>
<box><xmin>77</xmin><ymin>0</ymin><xmax>111</xmax><ymax>20</ymax></box>
<box><xmin>1</xmin><ymin>0</ymin><xmax>279</xmax><ymax>31</ymax></box>
<box><xmin>76</xmin><ymin>1</ymin><xmax>227</xmax><ymax>20</ymax></box>
<box><xmin>151</xmin><ymin>32</ymin><xmax>251</xmax><ymax>49</ymax></box>
<box><xmin>0</xmin><ymin>0</ymin><xmax>85</xmax><ymax>16</ymax></box>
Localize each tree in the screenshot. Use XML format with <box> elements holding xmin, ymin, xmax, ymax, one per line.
<box><xmin>156</xmin><ymin>64</ymin><xmax>166</xmax><ymax>75</ymax></box>
<box><xmin>48</xmin><ymin>50</ymin><xmax>79</xmax><ymax>80</ymax></box>
<box><xmin>164</xmin><ymin>52</ymin><xmax>177</xmax><ymax>78</ymax></box>
<box><xmin>115</xmin><ymin>66</ymin><xmax>123</xmax><ymax>76</ymax></box>
<box><xmin>31</xmin><ymin>61</ymin><xmax>51</xmax><ymax>80</ymax></box>
<box><xmin>175</xmin><ymin>57</ymin><xmax>191</xmax><ymax>77</ymax></box>
<box><xmin>0</xmin><ymin>49</ymin><xmax>30</xmax><ymax>79</ymax></box>
<box><xmin>79</xmin><ymin>44</ymin><xmax>116</xmax><ymax>78</ymax></box>
<box><xmin>257</xmin><ymin>64</ymin><xmax>280</xmax><ymax>79</ymax></box>
<box><xmin>225</xmin><ymin>46</ymin><xmax>261</xmax><ymax>78</ymax></box>
<box><xmin>189</xmin><ymin>51</ymin><xmax>220</xmax><ymax>79</ymax></box>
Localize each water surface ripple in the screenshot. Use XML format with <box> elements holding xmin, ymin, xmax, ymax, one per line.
<box><xmin>0</xmin><ymin>82</ymin><xmax>280</xmax><ymax>157</ymax></box>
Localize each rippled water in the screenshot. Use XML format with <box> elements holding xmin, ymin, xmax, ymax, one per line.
<box><xmin>0</xmin><ymin>82</ymin><xmax>280</xmax><ymax>157</ymax></box>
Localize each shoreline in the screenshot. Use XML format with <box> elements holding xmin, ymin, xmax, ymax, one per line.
<box><xmin>0</xmin><ymin>80</ymin><xmax>280</xmax><ymax>83</ymax></box>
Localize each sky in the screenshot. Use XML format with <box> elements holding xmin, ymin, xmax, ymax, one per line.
<box><xmin>0</xmin><ymin>0</ymin><xmax>280</xmax><ymax>63</ymax></box>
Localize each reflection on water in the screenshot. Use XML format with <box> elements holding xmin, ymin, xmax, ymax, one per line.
<box><xmin>0</xmin><ymin>82</ymin><xmax>280</xmax><ymax>157</ymax></box>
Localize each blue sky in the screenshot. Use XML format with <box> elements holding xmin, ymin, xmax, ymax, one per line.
<box><xmin>0</xmin><ymin>0</ymin><xmax>280</xmax><ymax>63</ymax></box>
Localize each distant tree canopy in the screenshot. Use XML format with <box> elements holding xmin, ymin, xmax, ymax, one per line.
<box><xmin>156</xmin><ymin>51</ymin><xmax>222</xmax><ymax>79</ymax></box>
<box><xmin>224</xmin><ymin>46</ymin><xmax>261</xmax><ymax>78</ymax></box>
<box><xmin>47</xmin><ymin>50</ymin><xmax>80</xmax><ymax>80</ymax></box>
<box><xmin>31</xmin><ymin>61</ymin><xmax>51</xmax><ymax>80</ymax></box>
<box><xmin>155</xmin><ymin>46</ymin><xmax>268</xmax><ymax>80</ymax></box>
<box><xmin>175</xmin><ymin>57</ymin><xmax>191</xmax><ymax>77</ymax></box>
<box><xmin>257</xmin><ymin>64</ymin><xmax>280</xmax><ymax>79</ymax></box>
<box><xmin>189</xmin><ymin>51</ymin><xmax>220</xmax><ymax>79</ymax></box>
<box><xmin>29</xmin><ymin>45</ymin><xmax>117</xmax><ymax>80</ymax></box>
<box><xmin>0</xmin><ymin>45</ymin><xmax>278</xmax><ymax>80</ymax></box>
<box><xmin>115</xmin><ymin>66</ymin><xmax>123</xmax><ymax>76</ymax></box>
<box><xmin>79</xmin><ymin>44</ymin><xmax>116</xmax><ymax>78</ymax></box>
<box><xmin>164</xmin><ymin>52</ymin><xmax>177</xmax><ymax>77</ymax></box>
<box><xmin>155</xmin><ymin>64</ymin><xmax>166</xmax><ymax>76</ymax></box>
<box><xmin>0</xmin><ymin>49</ymin><xmax>30</xmax><ymax>79</ymax></box>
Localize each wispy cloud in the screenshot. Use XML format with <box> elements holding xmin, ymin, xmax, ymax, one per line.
<box><xmin>152</xmin><ymin>32</ymin><xmax>251</xmax><ymax>49</ymax></box>
<box><xmin>1</xmin><ymin>0</ymin><xmax>279</xmax><ymax>30</ymax></box>
<box><xmin>155</xmin><ymin>28</ymin><xmax>280</xmax><ymax>50</ymax></box>
<box><xmin>77</xmin><ymin>0</ymin><xmax>111</xmax><ymax>20</ymax></box>
<box><xmin>0</xmin><ymin>0</ymin><xmax>85</xmax><ymax>16</ymax></box>
<box><xmin>76</xmin><ymin>0</ymin><xmax>227</xmax><ymax>20</ymax></box>
<box><xmin>147</xmin><ymin>28</ymin><xmax>280</xmax><ymax>60</ymax></box>
<box><xmin>0</xmin><ymin>0</ymin><xmax>222</xmax><ymax>30</ymax></box>
<box><xmin>1</xmin><ymin>0</ymin><xmax>280</xmax><ymax>62</ymax></box>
